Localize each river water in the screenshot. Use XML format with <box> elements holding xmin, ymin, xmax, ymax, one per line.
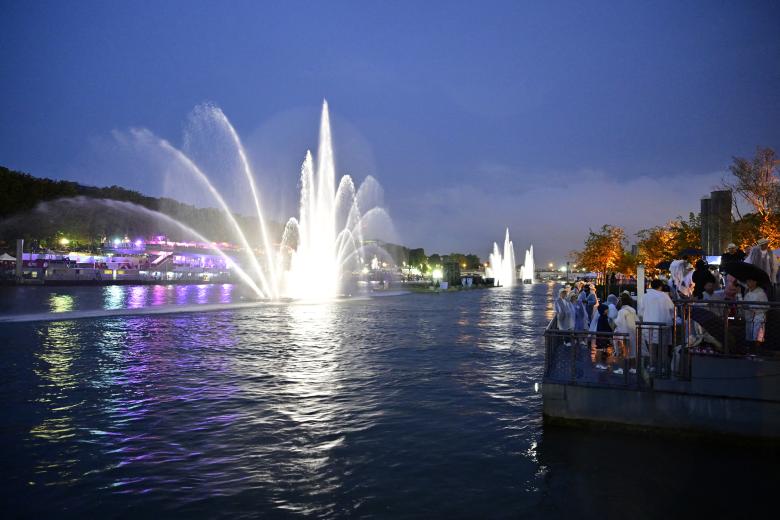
<box><xmin>0</xmin><ymin>284</ymin><xmax>775</xmax><ymax>518</ymax></box>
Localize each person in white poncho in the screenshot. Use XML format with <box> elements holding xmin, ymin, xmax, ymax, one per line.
<box><xmin>614</xmin><ymin>293</ymin><xmax>640</xmax><ymax>372</ymax></box>
<box><xmin>554</xmin><ymin>288</ymin><xmax>571</xmax><ymax>331</ymax></box>
<box><xmin>746</xmin><ymin>239</ymin><xmax>778</xmax><ymax>291</ymax></box>
<box><xmin>639</xmin><ymin>279</ymin><xmax>674</xmax><ymax>368</ymax></box>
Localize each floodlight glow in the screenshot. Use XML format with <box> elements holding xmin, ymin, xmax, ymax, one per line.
<box><xmin>59</xmin><ymin>238</ymin><xmax>70</xmax><ymax>246</ymax></box>
<box><xmin>432</xmin><ymin>268</ymin><xmax>443</xmax><ymax>280</ymax></box>
<box><xmin>113</xmin><ymin>238</ymin><xmax>121</xmax><ymax>246</ymax></box>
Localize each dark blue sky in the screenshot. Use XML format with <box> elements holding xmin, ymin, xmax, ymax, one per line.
<box><xmin>2</xmin><ymin>1</ymin><xmax>779</xmax><ymax>261</ymax></box>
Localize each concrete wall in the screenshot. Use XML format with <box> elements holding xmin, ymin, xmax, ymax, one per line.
<box><xmin>543</xmin><ymin>382</ymin><xmax>780</xmax><ymax>439</ymax></box>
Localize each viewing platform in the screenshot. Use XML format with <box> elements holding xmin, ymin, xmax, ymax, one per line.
<box><xmin>542</xmin><ymin>299</ymin><xmax>780</xmax><ymax>440</ymax></box>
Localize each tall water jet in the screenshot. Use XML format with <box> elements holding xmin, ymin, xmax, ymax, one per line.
<box><xmin>487</xmin><ymin>228</ymin><xmax>516</xmax><ymax>287</ymax></box>
<box><xmin>519</xmin><ymin>245</ymin><xmax>535</xmax><ymax>283</ymax></box>
<box><xmin>112</xmin><ymin>100</ymin><xmax>392</xmax><ymax>300</ymax></box>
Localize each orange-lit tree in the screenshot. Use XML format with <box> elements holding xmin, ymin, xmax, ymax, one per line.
<box><xmin>724</xmin><ymin>146</ymin><xmax>780</xmax><ymax>247</ymax></box>
<box><xmin>572</xmin><ymin>225</ymin><xmax>626</xmax><ymax>278</ymax></box>
<box><xmin>636</xmin><ymin>213</ymin><xmax>701</xmax><ymax>275</ymax></box>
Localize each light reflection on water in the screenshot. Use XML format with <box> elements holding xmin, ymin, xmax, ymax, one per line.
<box><xmin>1</xmin><ymin>285</ymin><xmax>776</xmax><ymax>517</ymax></box>
<box><xmin>48</xmin><ymin>294</ymin><xmax>75</xmax><ymax>313</ymax></box>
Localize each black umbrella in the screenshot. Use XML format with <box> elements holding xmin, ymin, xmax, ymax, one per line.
<box><xmin>655</xmin><ymin>260</ymin><xmax>672</xmax><ymax>270</ymax></box>
<box><xmin>721</xmin><ymin>261</ymin><xmax>771</xmax><ymax>287</ymax></box>
<box><xmin>678</xmin><ymin>247</ymin><xmax>705</xmax><ymax>257</ymax></box>
<box><xmin>690</xmin><ymin>306</ymin><xmax>725</xmax><ymax>339</ymax></box>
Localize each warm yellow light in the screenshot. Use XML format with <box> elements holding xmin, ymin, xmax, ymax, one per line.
<box><xmin>59</xmin><ymin>238</ymin><xmax>70</xmax><ymax>246</ymax></box>
<box><xmin>461</xmin><ymin>263</ymin><xmax>466</xmax><ymax>268</ymax></box>
<box><xmin>548</xmin><ymin>262</ymin><xmax>553</xmax><ymax>268</ymax></box>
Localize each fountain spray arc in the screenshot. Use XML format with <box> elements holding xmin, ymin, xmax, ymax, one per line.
<box><xmin>487</xmin><ymin>228</ymin><xmax>517</xmax><ymax>287</ymax></box>
<box><xmin>519</xmin><ymin>245</ymin><xmax>535</xmax><ymax>283</ymax></box>
<box><xmin>140</xmin><ymin>100</ymin><xmax>382</xmax><ymax>300</ymax></box>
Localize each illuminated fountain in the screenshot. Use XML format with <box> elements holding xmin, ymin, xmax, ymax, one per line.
<box><xmin>519</xmin><ymin>245</ymin><xmax>535</xmax><ymax>283</ymax></box>
<box><xmin>487</xmin><ymin>228</ymin><xmax>516</xmax><ymax>287</ymax></box>
<box><xmin>122</xmin><ymin>101</ymin><xmax>392</xmax><ymax>300</ymax></box>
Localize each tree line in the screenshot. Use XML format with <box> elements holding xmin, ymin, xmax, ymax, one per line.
<box><xmin>572</xmin><ymin>147</ymin><xmax>780</xmax><ymax>277</ymax></box>
<box><xmin>0</xmin><ymin>165</ymin><xmax>285</xmax><ymax>250</ymax></box>
<box><xmin>0</xmin><ymin>166</ymin><xmax>485</xmax><ymax>267</ymax></box>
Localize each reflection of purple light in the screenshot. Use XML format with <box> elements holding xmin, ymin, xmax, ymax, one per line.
<box><xmin>220</xmin><ymin>284</ymin><xmax>233</xmax><ymax>304</ymax></box>
<box><xmin>176</xmin><ymin>285</ymin><xmax>189</xmax><ymax>304</ymax></box>
<box><xmin>197</xmin><ymin>284</ymin><xmax>208</xmax><ymax>304</ymax></box>
<box><xmin>152</xmin><ymin>285</ymin><xmax>166</xmax><ymax>306</ymax></box>
<box><xmin>129</xmin><ymin>286</ymin><xmax>147</xmax><ymax>309</ymax></box>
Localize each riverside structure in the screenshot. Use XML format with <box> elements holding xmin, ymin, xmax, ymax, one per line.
<box><xmin>542</xmin><ymin>297</ymin><xmax>780</xmax><ymax>439</ymax></box>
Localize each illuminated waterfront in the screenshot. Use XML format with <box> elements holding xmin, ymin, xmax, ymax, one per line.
<box><xmin>0</xmin><ymin>284</ymin><xmax>775</xmax><ymax>517</ymax></box>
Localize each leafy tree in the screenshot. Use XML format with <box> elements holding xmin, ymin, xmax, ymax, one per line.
<box><xmin>447</xmin><ymin>253</ymin><xmax>467</xmax><ymax>268</ymax></box>
<box><xmin>408</xmin><ymin>248</ymin><xmax>427</xmax><ymax>269</ymax></box>
<box><xmin>428</xmin><ymin>253</ymin><xmax>441</xmax><ymax>267</ymax></box>
<box><xmin>465</xmin><ymin>254</ymin><xmax>481</xmax><ymax>269</ymax></box>
<box><xmin>724</xmin><ymin>147</ymin><xmax>780</xmax><ymax>245</ymax></box>
<box><xmin>636</xmin><ymin>213</ymin><xmax>701</xmax><ymax>274</ymax></box>
<box><xmin>572</xmin><ymin>225</ymin><xmax>626</xmax><ymax>275</ymax></box>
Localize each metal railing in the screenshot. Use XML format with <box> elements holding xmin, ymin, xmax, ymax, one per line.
<box><xmin>544</xmin><ymin>298</ymin><xmax>780</xmax><ymax>390</ymax></box>
<box><xmin>674</xmin><ymin>298</ymin><xmax>780</xmax><ymax>357</ymax></box>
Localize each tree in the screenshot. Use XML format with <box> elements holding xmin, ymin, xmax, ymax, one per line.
<box><xmin>667</xmin><ymin>213</ymin><xmax>701</xmax><ymax>252</ymax></box>
<box><xmin>572</xmin><ymin>225</ymin><xmax>626</xmax><ymax>275</ymax></box>
<box><xmin>724</xmin><ymin>147</ymin><xmax>780</xmax><ymax>246</ymax></box>
<box><xmin>465</xmin><ymin>254</ymin><xmax>481</xmax><ymax>269</ymax></box>
<box><xmin>408</xmin><ymin>248</ymin><xmax>427</xmax><ymax>269</ymax></box>
<box><xmin>636</xmin><ymin>213</ymin><xmax>701</xmax><ymax>275</ymax></box>
<box><xmin>636</xmin><ymin>226</ymin><xmax>674</xmax><ymax>274</ymax></box>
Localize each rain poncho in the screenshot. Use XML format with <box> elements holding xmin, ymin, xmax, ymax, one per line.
<box><xmin>572</xmin><ymin>298</ymin><xmax>588</xmax><ymax>331</ymax></box>
<box><xmin>554</xmin><ymin>294</ymin><xmax>572</xmax><ymax>330</ymax></box>
<box><xmin>669</xmin><ymin>260</ymin><xmax>694</xmax><ymax>298</ymax></box>
<box><xmin>746</xmin><ymin>246</ymin><xmax>778</xmax><ymax>283</ymax></box>
<box><xmin>638</xmin><ymin>288</ymin><xmax>674</xmax><ymax>345</ymax></box>
<box><xmin>606</xmin><ymin>294</ymin><xmax>619</xmax><ymax>324</ymax></box>
<box><xmin>614</xmin><ymin>304</ymin><xmax>640</xmax><ymax>357</ymax></box>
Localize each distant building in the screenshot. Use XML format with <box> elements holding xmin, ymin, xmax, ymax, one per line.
<box><xmin>700</xmin><ymin>190</ymin><xmax>732</xmax><ymax>255</ymax></box>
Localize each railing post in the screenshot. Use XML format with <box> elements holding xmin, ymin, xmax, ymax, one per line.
<box><xmin>570</xmin><ymin>334</ymin><xmax>577</xmax><ymax>382</ymax></box>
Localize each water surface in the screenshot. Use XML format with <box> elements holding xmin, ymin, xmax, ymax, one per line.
<box><xmin>0</xmin><ymin>284</ymin><xmax>775</xmax><ymax>518</ymax></box>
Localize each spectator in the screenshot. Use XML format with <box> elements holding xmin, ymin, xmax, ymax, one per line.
<box><xmin>606</xmin><ymin>294</ymin><xmax>619</xmax><ymax>325</ymax></box>
<box><xmin>744</xmin><ymin>277</ymin><xmax>769</xmax><ymax>349</ymax></box>
<box><xmin>639</xmin><ymin>279</ymin><xmax>675</xmax><ymax>369</ymax></box>
<box><xmin>594</xmin><ymin>304</ymin><xmax>612</xmax><ymax>370</ymax></box>
<box><xmin>615</xmin><ymin>293</ymin><xmax>639</xmax><ymax>373</ymax></box>
<box><xmin>692</xmin><ymin>259</ymin><xmax>716</xmax><ymax>299</ymax></box>
<box><xmin>568</xmin><ymin>292</ymin><xmax>587</xmax><ymax>332</ymax></box>
<box><xmin>554</xmin><ymin>288</ymin><xmax>571</xmax><ymax>330</ymax></box>
<box><xmin>746</xmin><ymin>238</ymin><xmax>778</xmax><ymax>287</ymax></box>
<box><xmin>721</xmin><ymin>242</ymin><xmax>746</xmax><ymax>265</ymax></box>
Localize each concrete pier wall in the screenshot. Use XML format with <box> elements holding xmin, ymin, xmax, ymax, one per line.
<box><xmin>543</xmin><ymin>383</ymin><xmax>780</xmax><ymax>439</ymax></box>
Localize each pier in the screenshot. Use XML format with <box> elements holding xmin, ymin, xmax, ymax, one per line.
<box><xmin>542</xmin><ymin>299</ymin><xmax>780</xmax><ymax>439</ymax></box>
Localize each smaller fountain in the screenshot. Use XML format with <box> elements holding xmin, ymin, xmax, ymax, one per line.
<box><xmin>487</xmin><ymin>228</ymin><xmax>516</xmax><ymax>287</ymax></box>
<box><xmin>519</xmin><ymin>245</ymin><xmax>535</xmax><ymax>283</ymax></box>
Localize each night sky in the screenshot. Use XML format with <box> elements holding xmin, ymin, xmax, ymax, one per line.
<box><xmin>2</xmin><ymin>1</ymin><xmax>779</xmax><ymax>263</ymax></box>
